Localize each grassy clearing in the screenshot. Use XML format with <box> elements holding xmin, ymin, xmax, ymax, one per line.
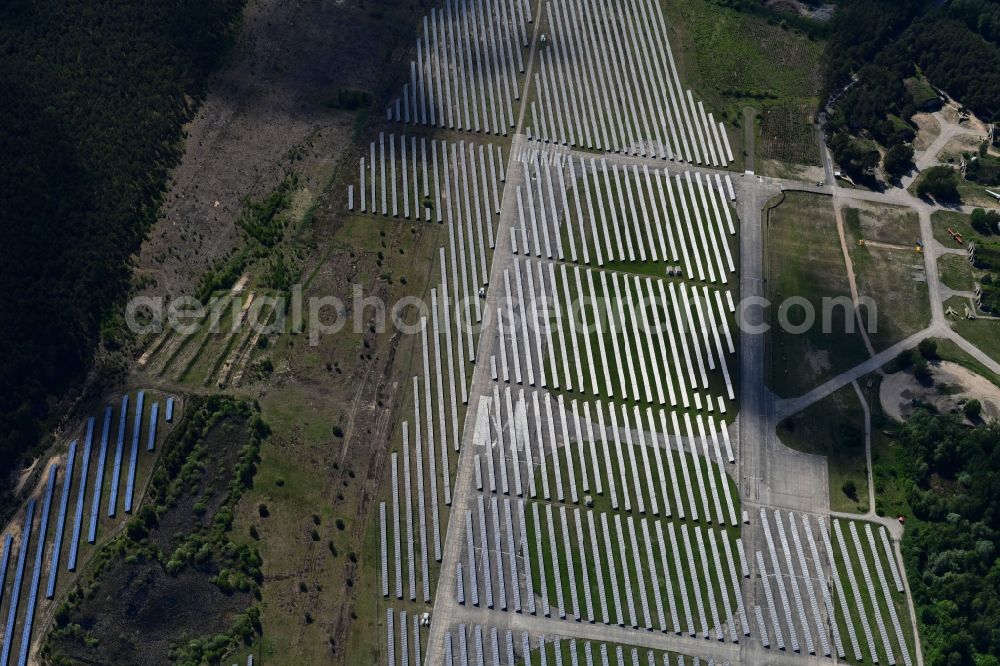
<box><xmin>777</xmin><ymin>384</ymin><xmax>869</xmax><ymax>514</ymax></box>
<box><xmin>957</xmin><ymin>181</ymin><xmax>1000</xmax><ymax>208</ymax></box>
<box><xmin>841</xmin><ymin>206</ymin><xmax>930</xmax><ymax>351</ymax></box>
<box><xmin>937</xmin><ymin>253</ymin><xmax>975</xmax><ymax>291</ymax></box>
<box><xmin>226</xmin><ymin>187</ymin><xmax>459</xmax><ymax>664</ymax></box>
<box><xmin>950</xmin><ymin>315</ymin><xmax>1000</xmax><ymax>366</ymax></box>
<box><xmin>765</xmin><ymin>192</ymin><xmax>870</xmax><ymax>397</ymax></box>
<box><xmin>661</xmin><ymin>0</ymin><xmax>825</xmax><ymax>169</ymax></box>
<box><xmin>930</xmin><ymin>210</ymin><xmax>979</xmax><ymax>248</ymax></box>
<box><xmin>927</xmin><ymin>337</ymin><xmax>1000</xmax><ymax>387</ymax></box>
<box><xmin>843</xmin><ymin>202</ymin><xmax>921</xmax><ymax>246</ymax></box>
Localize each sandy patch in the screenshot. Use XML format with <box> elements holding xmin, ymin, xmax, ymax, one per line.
<box><xmin>763</xmin><ymin>159</ymin><xmax>825</xmax><ymax>184</ymax></box>
<box><xmin>912</xmin><ymin>112</ymin><xmax>940</xmax><ymax>152</ymax></box>
<box><xmin>880</xmin><ymin>360</ymin><xmax>1000</xmax><ymax>422</ymax></box>
<box><xmin>939</xmin><ymin>135</ymin><xmax>987</xmax><ymax>164</ymax></box>
<box><xmin>13</xmin><ymin>457</ymin><xmax>39</xmax><ymax>495</ymax></box>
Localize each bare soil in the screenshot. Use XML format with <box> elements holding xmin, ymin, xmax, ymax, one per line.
<box><xmin>912</xmin><ymin>112</ymin><xmax>941</xmax><ymax>152</ymax></box>
<box><xmin>135</xmin><ymin>0</ymin><xmax>420</xmax><ymax>302</ymax></box>
<box><xmin>880</xmin><ymin>361</ymin><xmax>1000</xmax><ymax>423</ymax></box>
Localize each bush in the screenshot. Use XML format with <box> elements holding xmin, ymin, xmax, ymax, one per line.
<box><xmin>842</xmin><ymin>479</ymin><xmax>859</xmax><ymax>501</ymax></box>
<box><xmin>125</xmin><ymin>520</ymin><xmax>148</xmax><ymax>542</ymax></box>
<box><xmin>918</xmin><ymin>338</ymin><xmax>939</xmax><ymax>360</ymax></box>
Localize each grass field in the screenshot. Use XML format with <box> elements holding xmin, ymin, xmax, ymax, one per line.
<box><xmin>843</xmin><ymin>203</ymin><xmax>921</xmax><ymax>246</ymax></box>
<box><xmin>766</xmin><ymin>192</ymin><xmax>870</xmax><ymax>397</ymax></box>
<box><xmin>951</xmin><ymin>315</ymin><xmax>1000</xmax><ymax>366</ymax></box>
<box><xmin>841</xmin><ymin>205</ymin><xmax>930</xmax><ymax>351</ymax></box>
<box><xmin>929</xmin><ymin>337</ymin><xmax>1000</xmax><ymax>387</ymax></box>
<box><xmin>226</xmin><ymin>190</ymin><xmax>462</xmax><ymax>664</ymax></box>
<box><xmin>930</xmin><ymin>210</ymin><xmax>978</xmax><ymax>247</ymax></box>
<box><xmin>777</xmin><ymin>384</ymin><xmax>869</xmax><ymax>514</ymax></box>
<box><xmin>938</xmin><ymin>253</ymin><xmax>975</xmax><ymax>291</ymax></box>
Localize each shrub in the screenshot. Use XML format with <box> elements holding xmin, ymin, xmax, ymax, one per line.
<box><xmin>964</xmin><ymin>399</ymin><xmax>982</xmax><ymax>420</ymax></box>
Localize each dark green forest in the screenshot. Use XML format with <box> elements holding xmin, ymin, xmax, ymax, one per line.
<box><xmin>879</xmin><ymin>409</ymin><xmax>1000</xmax><ymax>666</ymax></box>
<box><xmin>0</xmin><ymin>1</ymin><xmax>244</xmax><ymax>483</ymax></box>
<box><xmin>823</xmin><ymin>0</ymin><xmax>1000</xmax><ymax>178</ymax></box>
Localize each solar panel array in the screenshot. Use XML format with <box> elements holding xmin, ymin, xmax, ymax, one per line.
<box><xmin>346</xmin><ymin>4</ymin><xmax>926</xmax><ymax>666</ymax></box>
<box><xmin>428</xmin><ymin>626</ymin><xmax>732</xmax><ymax>666</ymax></box>
<box><xmin>0</xmin><ymin>390</ymin><xmax>171</xmax><ymax>664</ymax></box>
<box><xmin>745</xmin><ymin>512</ymin><xmax>915</xmax><ymax>665</ymax></box>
